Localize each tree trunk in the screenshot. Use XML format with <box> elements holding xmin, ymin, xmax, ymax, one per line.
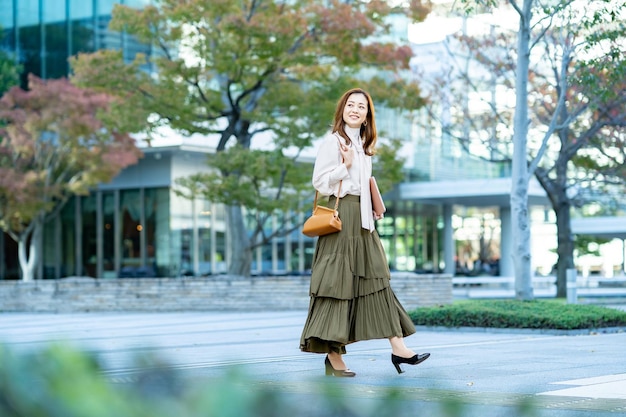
<box><xmin>511</xmin><ymin>178</ymin><xmax>533</xmax><ymax>299</ymax></box>
<box><xmin>510</xmin><ymin>0</ymin><xmax>534</xmax><ymax>300</ymax></box>
<box><xmin>226</xmin><ymin>204</ymin><xmax>252</xmax><ymax>277</ymax></box>
<box><xmin>17</xmin><ymin>219</ymin><xmax>42</xmax><ymax>281</ymax></box>
<box><xmin>554</xmin><ymin>199</ymin><xmax>575</xmax><ymax>298</ymax></box>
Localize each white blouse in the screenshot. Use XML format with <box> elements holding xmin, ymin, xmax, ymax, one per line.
<box><xmin>312</xmin><ymin>126</ymin><xmax>375</xmax><ymax>232</ymax></box>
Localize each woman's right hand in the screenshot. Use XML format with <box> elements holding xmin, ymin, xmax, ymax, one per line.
<box><xmin>339</xmin><ymin>143</ymin><xmax>354</xmax><ymax>168</ymax></box>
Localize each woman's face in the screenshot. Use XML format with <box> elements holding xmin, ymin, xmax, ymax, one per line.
<box><xmin>342</xmin><ymin>93</ymin><xmax>368</xmax><ymax>129</ymax></box>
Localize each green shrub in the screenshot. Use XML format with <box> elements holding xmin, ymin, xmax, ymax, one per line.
<box><xmin>409</xmin><ymin>300</ymin><xmax>626</xmax><ymax>330</ymax></box>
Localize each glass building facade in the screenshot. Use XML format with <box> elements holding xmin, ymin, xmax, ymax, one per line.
<box><xmin>2</xmin><ymin>1</ymin><xmax>613</xmax><ymax>283</ymax></box>
<box><xmin>0</xmin><ymin>0</ymin><xmax>153</xmax><ymax>87</ymax></box>
<box><xmin>0</xmin><ymin>0</ymin><xmax>448</xmax><ymax>280</ymax></box>
<box><xmin>49</xmin><ymin>185</ymin><xmax>227</xmax><ymax>279</ymax></box>
<box><xmin>0</xmin><ymin>0</ymin><xmax>477</xmax><ymax>280</ymax></box>
<box><xmin>0</xmin><ymin>0</ymin><xmax>158</xmax><ymax>279</ymax></box>
<box><xmin>0</xmin><ymin>142</ymin><xmax>446</xmax><ymax>279</ymax></box>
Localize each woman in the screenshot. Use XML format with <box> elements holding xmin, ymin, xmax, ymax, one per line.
<box><xmin>299</xmin><ymin>88</ymin><xmax>430</xmax><ymax>376</ymax></box>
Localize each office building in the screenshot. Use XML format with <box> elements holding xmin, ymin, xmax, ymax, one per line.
<box><xmin>1</xmin><ymin>1</ymin><xmax>620</xmax><ymax>281</ymax></box>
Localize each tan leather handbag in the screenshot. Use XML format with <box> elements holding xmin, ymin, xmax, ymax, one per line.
<box><xmin>301</xmin><ymin>181</ymin><xmax>343</xmax><ymax>237</ymax></box>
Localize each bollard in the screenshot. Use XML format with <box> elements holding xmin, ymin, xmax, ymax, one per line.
<box><xmin>566</xmin><ymin>268</ymin><xmax>577</xmax><ymax>304</ymax></box>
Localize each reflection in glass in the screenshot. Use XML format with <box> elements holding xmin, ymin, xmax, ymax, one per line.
<box><xmin>60</xmin><ymin>197</ymin><xmax>76</xmax><ymax>276</ymax></box>
<box><xmin>17</xmin><ymin>0</ymin><xmax>40</xmax><ymax>87</ymax></box>
<box><xmin>17</xmin><ymin>0</ymin><xmax>39</xmax><ymax>26</ymax></box>
<box><xmin>82</xmin><ymin>195</ymin><xmax>97</xmax><ymax>277</ymax></box>
<box><xmin>43</xmin><ymin>0</ymin><xmax>68</xmax><ymax>79</ymax></box>
<box><xmin>144</xmin><ymin>188</ymin><xmax>169</xmax><ymax>277</ymax></box>
<box><xmin>0</xmin><ymin>0</ymin><xmax>13</xmax><ymax>30</ymax></box>
<box><xmin>197</xmin><ymin>200</ymin><xmax>212</xmax><ymax>276</ymax></box>
<box><xmin>70</xmin><ymin>0</ymin><xmax>92</xmax><ymax>21</ymax></box>
<box><xmin>125</xmin><ymin>0</ymin><xmax>152</xmax><ymax>8</ymax></box>
<box><xmin>0</xmin><ymin>232</ymin><xmax>19</xmax><ymax>280</ymax></box>
<box><xmin>102</xmin><ymin>192</ymin><xmax>116</xmax><ymax>278</ymax></box>
<box><xmin>70</xmin><ymin>0</ymin><xmax>95</xmax><ymax>55</ymax></box>
<box><xmin>170</xmin><ymin>189</ymin><xmax>190</xmax><ymax>277</ymax></box>
<box><xmin>98</xmin><ymin>0</ymin><xmax>117</xmax><ymax>15</ymax></box>
<box><xmin>120</xmin><ymin>189</ymin><xmax>141</xmax><ymax>272</ymax></box>
<box><xmin>212</xmin><ymin>204</ymin><xmax>227</xmax><ymax>274</ymax></box>
<box><xmin>42</xmin><ymin>216</ymin><xmax>58</xmax><ymax>279</ymax></box>
<box><xmin>276</xmin><ymin>241</ymin><xmax>286</xmax><ymax>272</ymax></box>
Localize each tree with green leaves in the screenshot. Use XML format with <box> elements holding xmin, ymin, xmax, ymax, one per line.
<box><xmin>446</xmin><ymin>0</ymin><xmax>625</xmax><ymax>299</ymax></box>
<box><xmin>71</xmin><ymin>0</ymin><xmax>429</xmax><ymax>276</ymax></box>
<box><xmin>0</xmin><ymin>75</ymin><xmax>142</xmax><ymax>281</ymax></box>
<box><xmin>0</xmin><ymin>31</ymin><xmax>21</xmax><ymax>95</ymax></box>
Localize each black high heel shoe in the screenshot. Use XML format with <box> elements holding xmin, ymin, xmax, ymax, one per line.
<box><xmin>391</xmin><ymin>353</ymin><xmax>430</xmax><ymax>374</ymax></box>
<box><xmin>325</xmin><ymin>355</ymin><xmax>356</xmax><ymax>377</ymax></box>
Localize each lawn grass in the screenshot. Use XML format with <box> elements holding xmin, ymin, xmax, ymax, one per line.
<box><xmin>408</xmin><ymin>299</ymin><xmax>626</xmax><ymax>330</ymax></box>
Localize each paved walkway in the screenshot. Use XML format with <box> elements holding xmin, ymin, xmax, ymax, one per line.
<box><xmin>1</xmin><ymin>311</ymin><xmax>625</xmax><ymax>416</ymax></box>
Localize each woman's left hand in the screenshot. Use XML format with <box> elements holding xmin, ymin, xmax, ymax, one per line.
<box><xmin>373</xmin><ymin>212</ymin><xmax>384</xmax><ymax>220</ymax></box>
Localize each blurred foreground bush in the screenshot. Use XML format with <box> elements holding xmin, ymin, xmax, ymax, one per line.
<box><xmin>0</xmin><ymin>343</ymin><xmax>540</xmax><ymax>417</ymax></box>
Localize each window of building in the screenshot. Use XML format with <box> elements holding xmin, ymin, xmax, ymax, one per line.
<box><xmin>144</xmin><ymin>187</ymin><xmax>169</xmax><ymax>277</ymax></box>
<box><xmin>0</xmin><ymin>0</ymin><xmax>13</xmax><ymax>30</ymax></box>
<box><xmin>120</xmin><ymin>189</ymin><xmax>142</xmax><ymax>272</ymax></box>
<box><xmin>17</xmin><ymin>0</ymin><xmax>41</xmax><ymax>86</ymax></box>
<box><xmin>70</xmin><ymin>0</ymin><xmax>95</xmax><ymax>56</ymax></box>
<box><xmin>43</xmin><ymin>0</ymin><xmax>68</xmax><ymax>79</ymax></box>
<box><xmin>81</xmin><ymin>194</ymin><xmax>98</xmax><ymax>277</ymax></box>
<box><xmin>102</xmin><ymin>191</ymin><xmax>116</xmax><ymax>278</ymax></box>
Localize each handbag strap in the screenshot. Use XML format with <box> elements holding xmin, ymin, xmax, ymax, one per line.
<box><xmin>313</xmin><ymin>180</ymin><xmax>342</xmax><ymax>211</ymax></box>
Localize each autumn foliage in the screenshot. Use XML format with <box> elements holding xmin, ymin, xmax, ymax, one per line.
<box><xmin>70</xmin><ymin>0</ymin><xmax>431</xmax><ymax>276</ymax></box>
<box><xmin>0</xmin><ymin>75</ymin><xmax>141</xmax><ymax>280</ymax></box>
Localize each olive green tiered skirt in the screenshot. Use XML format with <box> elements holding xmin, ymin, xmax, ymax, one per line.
<box><xmin>299</xmin><ymin>194</ymin><xmax>416</xmax><ymax>354</ymax></box>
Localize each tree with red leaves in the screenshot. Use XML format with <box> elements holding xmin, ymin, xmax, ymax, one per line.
<box><xmin>0</xmin><ymin>75</ymin><xmax>142</xmax><ymax>281</ymax></box>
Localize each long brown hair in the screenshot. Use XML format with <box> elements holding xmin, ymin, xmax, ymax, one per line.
<box><xmin>331</xmin><ymin>88</ymin><xmax>377</xmax><ymax>156</ymax></box>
